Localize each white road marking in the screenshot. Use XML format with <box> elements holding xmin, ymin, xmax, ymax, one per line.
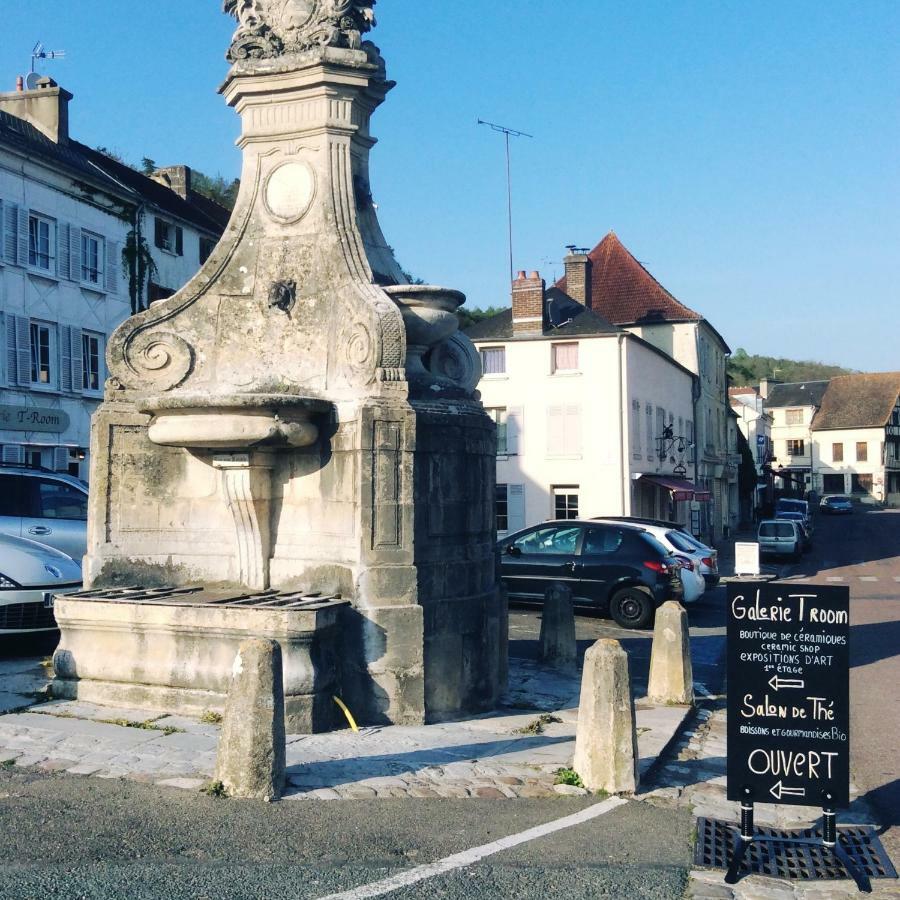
<box><xmin>827</xmin><ymin>577</ymin><xmax>846</xmax><ymax>582</ymax></box>
<box><xmin>894</xmin><ymin>577</ymin><xmax>900</xmax><ymax>583</ymax></box>
<box><xmin>314</xmin><ymin>796</ymin><xmax>629</xmax><ymax>900</ymax></box>
<box><xmin>860</xmin><ymin>577</ymin><xmax>879</xmax><ymax>583</ymax></box>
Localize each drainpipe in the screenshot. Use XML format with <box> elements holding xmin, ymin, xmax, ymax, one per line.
<box><xmin>618</xmin><ymin>333</ymin><xmax>628</xmax><ymax>515</ymax></box>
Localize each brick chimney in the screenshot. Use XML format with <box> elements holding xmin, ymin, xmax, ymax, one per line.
<box><xmin>0</xmin><ymin>76</ymin><xmax>72</xmax><ymax>144</ymax></box>
<box><xmin>759</xmin><ymin>378</ymin><xmax>781</xmax><ymax>400</ymax></box>
<box><xmin>511</xmin><ymin>270</ymin><xmax>545</xmax><ymax>336</ymax></box>
<box><xmin>564</xmin><ymin>251</ymin><xmax>592</xmax><ymax>308</ymax></box>
<box><xmin>151</xmin><ymin>165</ymin><xmax>193</xmax><ymax>199</ymax></box>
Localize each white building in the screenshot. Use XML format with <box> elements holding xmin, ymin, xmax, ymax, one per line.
<box><xmin>466</xmin><ymin>273</ymin><xmax>701</xmax><ymax>538</ymax></box>
<box><xmin>812</xmin><ymin>373</ymin><xmax>900</xmax><ymax>506</ymax></box>
<box><xmin>0</xmin><ymin>77</ymin><xmax>228</xmax><ymax>478</ymax></box>
<box><xmin>730</xmin><ymin>386</ymin><xmax>773</xmax><ymax>472</ymax></box>
<box><xmin>556</xmin><ymin>234</ymin><xmax>736</xmax><ymax>538</ymax></box>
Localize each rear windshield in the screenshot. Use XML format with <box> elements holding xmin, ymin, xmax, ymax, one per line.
<box><xmin>666</xmin><ymin>531</ymin><xmax>699</xmax><ymax>553</ymax></box>
<box><xmin>760</xmin><ymin>522</ymin><xmax>795</xmax><ymax>538</ymax></box>
<box><xmin>640</xmin><ymin>533</ymin><xmax>672</xmax><ymax>559</ymax></box>
<box><xmin>777</xmin><ymin>500</ymin><xmax>806</xmax><ymax>513</ymax></box>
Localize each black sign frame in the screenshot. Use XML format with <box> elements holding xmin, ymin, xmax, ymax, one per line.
<box><xmin>727</xmin><ymin>581</ymin><xmax>850</xmax><ymax>809</ymax></box>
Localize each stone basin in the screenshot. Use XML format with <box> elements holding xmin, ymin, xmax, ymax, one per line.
<box><xmin>139</xmin><ymin>393</ymin><xmax>330</xmax><ymax>451</ymax></box>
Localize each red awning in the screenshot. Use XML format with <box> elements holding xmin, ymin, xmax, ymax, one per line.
<box><xmin>639</xmin><ymin>474</ymin><xmax>711</xmax><ymax>503</ymax></box>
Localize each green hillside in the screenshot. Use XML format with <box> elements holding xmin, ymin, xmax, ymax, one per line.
<box><xmin>728</xmin><ymin>348</ymin><xmax>856</xmax><ymax>387</ymax></box>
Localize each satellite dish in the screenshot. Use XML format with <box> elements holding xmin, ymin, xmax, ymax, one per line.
<box><xmin>25</xmin><ymin>72</ymin><xmax>42</xmax><ymax>90</ymax></box>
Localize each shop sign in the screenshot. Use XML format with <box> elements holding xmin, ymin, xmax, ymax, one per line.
<box><xmin>0</xmin><ymin>405</ymin><xmax>70</xmax><ymax>434</ymax></box>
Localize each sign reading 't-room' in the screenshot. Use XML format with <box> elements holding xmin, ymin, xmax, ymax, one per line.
<box><xmin>727</xmin><ymin>582</ymin><xmax>850</xmax><ymax>808</ymax></box>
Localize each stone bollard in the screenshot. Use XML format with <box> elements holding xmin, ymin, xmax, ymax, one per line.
<box><xmin>572</xmin><ymin>639</ymin><xmax>639</xmax><ymax>794</ymax></box>
<box><xmin>647</xmin><ymin>601</ymin><xmax>694</xmax><ymax>706</ymax></box>
<box><xmin>214</xmin><ymin>638</ymin><xmax>287</xmax><ymax>801</ymax></box>
<box><xmin>540</xmin><ymin>583</ymin><xmax>577</xmax><ymax>673</ymax></box>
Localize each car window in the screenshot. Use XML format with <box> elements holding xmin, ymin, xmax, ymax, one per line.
<box><xmin>513</xmin><ymin>525</ymin><xmax>581</xmax><ymax>556</ymax></box>
<box><xmin>583</xmin><ymin>527</ymin><xmax>624</xmax><ymax>555</ymax></box>
<box><xmin>665</xmin><ymin>531</ymin><xmax>697</xmax><ymax>554</ymax></box>
<box><xmin>34</xmin><ymin>479</ymin><xmax>88</xmax><ymax>521</ymax></box>
<box><xmin>0</xmin><ymin>475</ymin><xmax>29</xmax><ymax>517</ymax></box>
<box><xmin>760</xmin><ymin>522</ymin><xmax>795</xmax><ymax>538</ymax></box>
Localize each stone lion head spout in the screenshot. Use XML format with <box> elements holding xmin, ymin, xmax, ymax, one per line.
<box><xmin>224</xmin><ymin>0</ymin><xmax>377</xmax><ymax>61</ymax></box>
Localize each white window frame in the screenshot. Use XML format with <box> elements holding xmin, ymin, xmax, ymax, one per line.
<box><xmin>550</xmin><ymin>341</ymin><xmax>580</xmax><ymax>374</ymax></box>
<box><xmin>82</xmin><ymin>331</ymin><xmax>103</xmax><ymax>393</ymax></box>
<box><xmin>80</xmin><ymin>230</ymin><xmax>105</xmax><ymax>287</ymax></box>
<box><xmin>786</xmin><ymin>408</ymin><xmax>804</xmax><ymax>425</ymax></box>
<box><xmin>29</xmin><ymin>320</ymin><xmax>56</xmax><ymax>389</ymax></box>
<box><xmin>480</xmin><ymin>346</ymin><xmax>506</xmax><ymax>377</ymax></box>
<box><xmin>154</xmin><ymin>217</ymin><xmax>184</xmax><ymax>256</ymax></box>
<box><xmin>552</xmin><ymin>485</ymin><xmax>580</xmax><ymax>520</ymax></box>
<box><xmin>28</xmin><ymin>212</ymin><xmax>56</xmax><ymax>274</ymax></box>
<box><xmin>485</xmin><ymin>407</ymin><xmax>508</xmax><ymax>455</ymax></box>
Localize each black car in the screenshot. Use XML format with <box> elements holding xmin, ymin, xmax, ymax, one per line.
<box><xmin>498</xmin><ymin>520</ymin><xmax>682</xmax><ymax>629</ymax></box>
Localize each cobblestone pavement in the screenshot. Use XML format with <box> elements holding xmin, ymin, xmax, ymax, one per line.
<box><xmin>0</xmin><ymin>656</ymin><xmax>688</xmax><ymax>801</ymax></box>
<box><xmin>642</xmin><ymin>701</ymin><xmax>900</xmax><ymax>899</ymax></box>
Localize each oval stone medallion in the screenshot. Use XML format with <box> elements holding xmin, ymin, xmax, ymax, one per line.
<box><xmin>264</xmin><ymin>161</ymin><xmax>316</xmax><ymax>223</ymax></box>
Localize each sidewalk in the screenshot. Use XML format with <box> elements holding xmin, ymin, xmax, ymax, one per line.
<box><xmin>0</xmin><ymin>655</ymin><xmax>689</xmax><ymax>801</ymax></box>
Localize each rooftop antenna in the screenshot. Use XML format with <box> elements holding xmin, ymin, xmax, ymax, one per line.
<box><xmin>31</xmin><ymin>42</ymin><xmax>66</xmax><ymax>74</ymax></box>
<box><xmin>477</xmin><ymin>118</ymin><xmax>533</xmax><ymax>285</ymax></box>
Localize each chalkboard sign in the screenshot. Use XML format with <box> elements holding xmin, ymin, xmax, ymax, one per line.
<box><xmin>727</xmin><ymin>582</ymin><xmax>850</xmax><ymax>808</ymax></box>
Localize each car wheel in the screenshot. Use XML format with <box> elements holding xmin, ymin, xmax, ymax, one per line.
<box><xmin>610</xmin><ymin>586</ymin><xmax>655</xmax><ymax>630</ymax></box>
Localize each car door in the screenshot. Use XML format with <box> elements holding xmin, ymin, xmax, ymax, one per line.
<box><xmin>501</xmin><ymin>524</ymin><xmax>583</xmax><ymax>601</ymax></box>
<box><xmin>0</xmin><ymin>475</ymin><xmax>27</xmax><ymax>544</ymax></box>
<box><xmin>578</xmin><ymin>525</ymin><xmax>637</xmax><ymax>606</ymax></box>
<box><xmin>20</xmin><ymin>477</ymin><xmax>89</xmax><ymax>561</ymax></box>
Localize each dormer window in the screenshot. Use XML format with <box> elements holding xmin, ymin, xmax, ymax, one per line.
<box><xmin>154</xmin><ymin>217</ymin><xmax>184</xmax><ymax>256</ymax></box>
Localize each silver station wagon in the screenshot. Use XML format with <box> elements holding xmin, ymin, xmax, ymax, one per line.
<box><xmin>757</xmin><ymin>519</ymin><xmax>803</xmax><ymax>561</ymax></box>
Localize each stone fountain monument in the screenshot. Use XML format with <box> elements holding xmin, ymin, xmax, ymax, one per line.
<box><xmin>52</xmin><ymin>0</ymin><xmax>503</xmax><ymax>730</ymax></box>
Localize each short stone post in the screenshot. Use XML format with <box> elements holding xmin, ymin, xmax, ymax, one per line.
<box><xmin>573</xmin><ymin>639</ymin><xmax>639</xmax><ymax>794</ymax></box>
<box><xmin>540</xmin><ymin>583</ymin><xmax>577</xmax><ymax>673</ymax></box>
<box><xmin>647</xmin><ymin>601</ymin><xmax>694</xmax><ymax>706</ymax></box>
<box><xmin>214</xmin><ymin>638</ymin><xmax>286</xmax><ymax>801</ymax></box>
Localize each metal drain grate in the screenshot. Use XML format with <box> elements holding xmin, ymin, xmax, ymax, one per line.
<box><xmin>695</xmin><ymin>817</ymin><xmax>898</xmax><ymax>882</ymax></box>
<box><xmin>65</xmin><ymin>586</ymin><xmax>345</xmax><ymax>611</ymax></box>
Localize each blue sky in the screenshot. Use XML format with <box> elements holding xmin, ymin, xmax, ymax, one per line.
<box><xmin>3</xmin><ymin>1</ymin><xmax>897</xmax><ymax>371</ymax></box>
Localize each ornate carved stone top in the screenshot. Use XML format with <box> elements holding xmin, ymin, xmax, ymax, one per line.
<box><xmin>224</xmin><ymin>0</ymin><xmax>376</xmax><ymax>61</ymax></box>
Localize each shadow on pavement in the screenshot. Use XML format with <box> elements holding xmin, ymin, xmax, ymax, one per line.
<box><xmin>850</xmin><ymin>620</ymin><xmax>900</xmax><ymax>669</ymax></box>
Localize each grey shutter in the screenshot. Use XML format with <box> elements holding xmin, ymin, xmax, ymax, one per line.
<box><xmin>14</xmin><ymin>316</ymin><xmax>30</xmax><ymax>385</ymax></box>
<box><xmin>105</xmin><ymin>239</ymin><xmax>120</xmax><ymax>294</ymax></box>
<box><xmin>2</xmin><ymin>445</ymin><xmax>24</xmax><ymax>464</ymax></box>
<box><xmin>507</xmin><ymin>485</ymin><xmax>526</xmax><ymax>534</ymax></box>
<box><xmin>57</xmin><ymin>223</ymin><xmax>71</xmax><ymax>280</ymax></box>
<box><xmin>70</xmin><ymin>327</ymin><xmax>83</xmax><ymax>391</ymax></box>
<box><xmin>16</xmin><ymin>207</ymin><xmax>28</xmax><ymax>266</ymax></box>
<box><xmin>59</xmin><ymin>325</ymin><xmax>73</xmax><ymax>392</ymax></box>
<box><xmin>53</xmin><ymin>447</ymin><xmax>70</xmax><ymax>472</ymax></box>
<box><xmin>2</xmin><ymin>203</ymin><xmax>14</xmax><ymax>263</ymax></box>
<box><xmin>69</xmin><ymin>226</ymin><xmax>82</xmax><ymax>282</ymax></box>
<box><xmin>506</xmin><ymin>407</ymin><xmax>523</xmax><ymax>455</ymax></box>
<box><xmin>5</xmin><ymin>315</ymin><xmax>16</xmax><ymax>384</ymax></box>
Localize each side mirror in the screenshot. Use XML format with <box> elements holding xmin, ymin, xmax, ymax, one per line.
<box><xmin>505</xmin><ymin>545</ymin><xmax>521</xmax><ymax>558</ymax></box>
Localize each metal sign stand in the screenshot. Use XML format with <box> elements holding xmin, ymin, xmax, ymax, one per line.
<box><xmin>725</xmin><ymin>791</ymin><xmax>872</xmax><ymax>893</ymax></box>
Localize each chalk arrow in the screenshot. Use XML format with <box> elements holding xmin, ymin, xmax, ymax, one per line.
<box><xmin>768</xmin><ymin>675</ymin><xmax>805</xmax><ymax>692</ymax></box>
<box><xmin>770</xmin><ymin>780</ymin><xmax>806</xmax><ymax>801</ymax></box>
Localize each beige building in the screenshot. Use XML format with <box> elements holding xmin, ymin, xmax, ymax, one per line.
<box><xmin>556</xmin><ymin>233</ymin><xmax>735</xmax><ymax>538</ymax></box>
<box><xmin>812</xmin><ymin>373</ymin><xmax>900</xmax><ymax>506</ymax></box>
<box><xmin>466</xmin><ymin>273</ymin><xmax>701</xmax><ymax>538</ymax></box>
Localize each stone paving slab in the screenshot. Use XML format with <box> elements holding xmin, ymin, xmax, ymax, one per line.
<box><xmin>0</xmin><ymin>657</ymin><xmax>690</xmax><ymax>800</ymax></box>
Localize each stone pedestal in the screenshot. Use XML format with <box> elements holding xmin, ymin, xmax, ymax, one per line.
<box><xmin>647</xmin><ymin>601</ymin><xmax>694</xmax><ymax>706</ymax></box>
<box><xmin>539</xmin><ymin>583</ymin><xmax>577</xmax><ymax>672</ymax></box>
<box><xmin>58</xmin><ymin>5</ymin><xmax>500</xmax><ymax>729</ymax></box>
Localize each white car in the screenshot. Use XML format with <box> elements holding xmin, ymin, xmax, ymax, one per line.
<box><xmin>0</xmin><ymin>533</ymin><xmax>82</xmax><ymax>635</ymax></box>
<box><xmin>591</xmin><ymin>519</ymin><xmax>706</xmax><ymax>603</ymax></box>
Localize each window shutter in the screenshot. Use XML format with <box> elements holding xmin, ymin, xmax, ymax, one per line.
<box><xmin>16</xmin><ymin>207</ymin><xmax>29</xmax><ymax>266</ymax></box>
<box><xmin>57</xmin><ymin>223</ymin><xmax>71</xmax><ymax>280</ymax></box>
<box><xmin>105</xmin><ymin>239</ymin><xmax>120</xmax><ymax>294</ymax></box>
<box><xmin>2</xmin><ymin>203</ymin><xmax>16</xmax><ymax>263</ymax></box>
<box><xmin>547</xmin><ymin>405</ymin><xmax>565</xmax><ymax>456</ymax></box>
<box><xmin>15</xmin><ymin>316</ymin><xmax>30</xmax><ymax>385</ymax></box>
<box><xmin>506</xmin><ymin>406</ymin><xmax>523</xmax><ymax>455</ymax></box>
<box><xmin>53</xmin><ymin>447</ymin><xmax>70</xmax><ymax>472</ymax></box>
<box><xmin>507</xmin><ymin>484</ymin><xmax>526</xmax><ymax>534</ymax></box>
<box><xmin>5</xmin><ymin>315</ymin><xmax>16</xmax><ymax>384</ymax></box>
<box><xmin>564</xmin><ymin>405</ymin><xmax>582</xmax><ymax>455</ymax></box>
<box><xmin>2</xmin><ymin>445</ymin><xmax>24</xmax><ymax>464</ymax></box>
<box><xmin>175</xmin><ymin>226</ymin><xmax>184</xmax><ymax>256</ymax></box>
<box><xmin>59</xmin><ymin>325</ymin><xmax>73</xmax><ymax>393</ymax></box>
<box><xmin>70</xmin><ymin>328</ymin><xmax>83</xmax><ymax>391</ymax></box>
<box><xmin>69</xmin><ymin>226</ymin><xmax>82</xmax><ymax>281</ymax></box>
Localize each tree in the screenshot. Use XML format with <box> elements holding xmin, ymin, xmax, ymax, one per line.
<box><xmin>457</xmin><ymin>306</ymin><xmax>507</xmax><ymax>330</ymax></box>
<box><xmin>122</xmin><ymin>228</ymin><xmax>158</xmax><ymax>315</ymax></box>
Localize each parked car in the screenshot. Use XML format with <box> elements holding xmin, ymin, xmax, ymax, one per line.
<box><xmin>0</xmin><ymin>533</ymin><xmax>82</xmax><ymax>635</ymax></box>
<box><xmin>0</xmin><ymin>465</ymin><xmax>89</xmax><ymax>561</ymax></box>
<box><xmin>775</xmin><ymin>511</ymin><xmax>813</xmax><ymax>551</ymax></box>
<box><xmin>591</xmin><ymin>519</ymin><xmax>706</xmax><ymax>603</ymax></box>
<box><xmin>498</xmin><ymin>520</ymin><xmax>682</xmax><ymax>629</ymax></box>
<box><xmin>757</xmin><ymin>519</ymin><xmax>803</xmax><ymax>560</ymax></box>
<box><xmin>820</xmin><ymin>495</ymin><xmax>853</xmax><ymax>515</ymax></box>
<box><xmin>594</xmin><ymin>516</ymin><xmax>720</xmax><ymax>588</ymax></box>
<box><xmin>775</xmin><ymin>498</ymin><xmax>811</xmax><ymax>526</ymax></box>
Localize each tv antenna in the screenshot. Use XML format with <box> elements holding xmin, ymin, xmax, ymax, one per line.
<box><xmin>31</xmin><ymin>42</ymin><xmax>66</xmax><ymax>74</ymax></box>
<box><xmin>477</xmin><ymin>118</ymin><xmax>533</xmax><ymax>284</ymax></box>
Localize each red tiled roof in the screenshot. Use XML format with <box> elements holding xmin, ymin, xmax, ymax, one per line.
<box><xmin>557</xmin><ymin>231</ymin><xmax>702</xmax><ymax>326</ymax></box>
